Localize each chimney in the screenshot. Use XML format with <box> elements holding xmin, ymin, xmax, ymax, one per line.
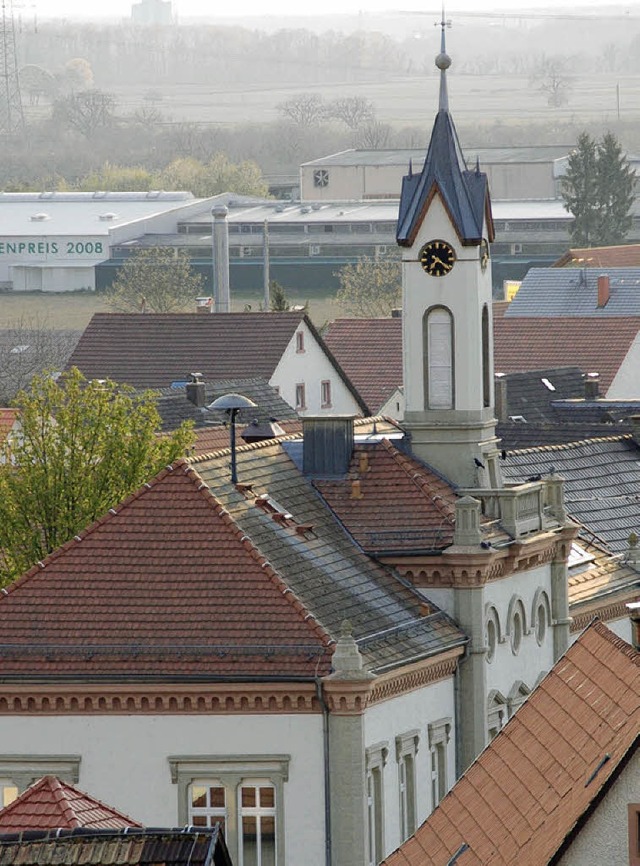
<box><xmin>186</xmin><ymin>372</ymin><xmax>206</xmax><ymax>408</ymax></box>
<box><xmin>196</xmin><ymin>297</ymin><xmax>213</xmax><ymax>314</ymax></box>
<box><xmin>584</xmin><ymin>372</ymin><xmax>600</xmax><ymax>401</ymax></box>
<box><xmin>302</xmin><ymin>416</ymin><xmax>354</xmax><ymax>478</ymax></box>
<box><xmin>494</xmin><ymin>373</ymin><xmax>508</xmax><ymax>422</ymax></box>
<box><xmin>627</xmin><ymin>601</ymin><xmax>640</xmax><ymax>650</ymax></box>
<box><xmin>212</xmin><ymin>205</ymin><xmax>231</xmax><ymax>314</ymax></box>
<box><xmin>597</xmin><ymin>274</ymin><xmax>610</xmax><ymax>308</ymax></box>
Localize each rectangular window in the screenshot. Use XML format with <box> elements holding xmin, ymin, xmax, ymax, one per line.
<box><xmin>396</xmin><ymin>731</ymin><xmax>419</xmax><ymax>842</ymax></box>
<box><xmin>428</xmin><ymin>719</ymin><xmax>452</xmax><ymax>810</ymax></box>
<box><xmin>366</xmin><ymin>742</ymin><xmax>388</xmax><ymax>866</ymax></box>
<box><xmin>629</xmin><ymin>804</ymin><xmax>640</xmax><ymax>866</ymax></box>
<box><xmin>240</xmin><ymin>783</ymin><xmax>277</xmax><ymax>866</ymax></box>
<box><xmin>295</xmin><ymin>384</ymin><xmax>306</xmax><ymax>410</ymax></box>
<box><xmin>0</xmin><ymin>781</ymin><xmax>18</xmax><ymax>808</ymax></box>
<box><xmin>170</xmin><ymin>755</ymin><xmax>289</xmax><ymax>866</ymax></box>
<box><xmin>295</xmin><ymin>331</ymin><xmax>305</xmax><ymax>353</ymax></box>
<box><xmin>321</xmin><ymin>380</ymin><xmax>331</xmax><ymax>408</ymax></box>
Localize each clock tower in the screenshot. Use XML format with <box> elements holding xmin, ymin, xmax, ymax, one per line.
<box><xmin>397</xmin><ymin>16</ymin><xmax>501</xmax><ymax>489</ymax></box>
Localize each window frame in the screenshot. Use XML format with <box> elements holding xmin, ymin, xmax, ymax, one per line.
<box><xmin>169</xmin><ymin>755</ymin><xmax>289</xmax><ymax>866</ymax></box>
<box><xmin>295</xmin><ymin>331</ymin><xmax>305</xmax><ymax>353</ymax></box>
<box><xmin>427</xmin><ymin>719</ymin><xmax>451</xmax><ymax>809</ymax></box>
<box><xmin>423</xmin><ymin>306</ymin><xmax>455</xmax><ymax>410</ymax></box>
<box><xmin>365</xmin><ymin>742</ymin><xmax>388</xmax><ymax>866</ymax></box>
<box><xmin>628</xmin><ymin>804</ymin><xmax>640</xmax><ymax>866</ymax></box>
<box><xmin>395</xmin><ymin>731</ymin><xmax>419</xmax><ymax>841</ymax></box>
<box><xmin>320</xmin><ymin>380</ymin><xmax>332</xmax><ymax>409</ymax></box>
<box><xmin>295</xmin><ymin>383</ymin><xmax>306</xmax><ymax>410</ymax></box>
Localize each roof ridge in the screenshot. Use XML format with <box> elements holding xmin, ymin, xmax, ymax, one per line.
<box><xmin>511</xmin><ymin>432</ymin><xmax>633</xmax><ymax>455</ymax></box>
<box><xmin>0</xmin><ymin>460</ymin><xmax>190</xmax><ymax>599</ymax></box>
<box><xmin>51</xmin><ymin>777</ymin><xmax>81</xmax><ymax>828</ymax></box>
<box><xmin>590</xmin><ymin>618</ymin><xmax>640</xmax><ymax>665</ymax></box>
<box><xmin>381</xmin><ymin>439</ymin><xmax>456</xmax><ymax>523</ymax></box>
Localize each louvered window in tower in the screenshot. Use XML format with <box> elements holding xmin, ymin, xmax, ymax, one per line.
<box><xmin>425</xmin><ymin>307</ymin><xmax>453</xmax><ymax>409</ymax></box>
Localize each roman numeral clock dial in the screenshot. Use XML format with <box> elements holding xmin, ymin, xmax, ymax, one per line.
<box><xmin>419</xmin><ymin>240</ymin><xmax>456</xmax><ymax>277</ymax></box>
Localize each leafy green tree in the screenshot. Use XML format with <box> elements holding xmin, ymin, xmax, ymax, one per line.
<box><xmin>336</xmin><ymin>255</ymin><xmax>402</xmax><ymax>318</ymax></box>
<box><xmin>158</xmin><ymin>154</ymin><xmax>268</xmax><ymax>197</ymax></box>
<box><xmin>0</xmin><ymin>368</ymin><xmax>193</xmax><ymax>584</ymax></box>
<box><xmin>105</xmin><ymin>247</ymin><xmax>205</xmax><ymax>313</ymax></box>
<box><xmin>562</xmin><ymin>131</ymin><xmax>636</xmax><ymax>246</ymax></box>
<box><xmin>77</xmin><ymin>162</ymin><xmax>154</xmax><ymax>192</ymax></box>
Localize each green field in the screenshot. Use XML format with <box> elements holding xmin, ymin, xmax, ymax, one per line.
<box><xmin>0</xmin><ymin>290</ymin><xmax>341</xmax><ymax>331</ymax></box>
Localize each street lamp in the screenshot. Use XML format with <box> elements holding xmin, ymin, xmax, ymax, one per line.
<box><xmin>207</xmin><ymin>393</ymin><xmax>257</xmax><ymax>484</ymax></box>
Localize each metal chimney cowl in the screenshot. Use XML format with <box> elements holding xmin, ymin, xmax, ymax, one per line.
<box><xmin>302</xmin><ymin>416</ymin><xmax>355</xmax><ymax>478</ymax></box>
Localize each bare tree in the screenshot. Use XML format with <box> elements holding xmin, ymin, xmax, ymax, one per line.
<box><xmin>530</xmin><ymin>56</ymin><xmax>572</xmax><ymax>108</ymax></box>
<box><xmin>327</xmin><ymin>96</ymin><xmax>375</xmax><ymax>130</ymax></box>
<box><xmin>53</xmin><ymin>89</ymin><xmax>116</xmax><ymax>138</ymax></box>
<box><xmin>356</xmin><ymin>120</ymin><xmax>392</xmax><ymax>149</ymax></box>
<box><xmin>276</xmin><ymin>93</ymin><xmax>325</xmax><ymax>127</ymax></box>
<box><xmin>0</xmin><ymin>317</ymin><xmax>80</xmax><ymax>405</ymax></box>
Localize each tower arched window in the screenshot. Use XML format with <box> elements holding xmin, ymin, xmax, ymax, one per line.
<box><xmin>482</xmin><ymin>304</ymin><xmax>490</xmax><ymax>408</ymax></box>
<box><xmin>424</xmin><ymin>306</ymin><xmax>454</xmax><ymax>409</ymax></box>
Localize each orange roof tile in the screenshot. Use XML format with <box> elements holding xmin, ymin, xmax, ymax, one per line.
<box><xmin>0</xmin><ymin>460</ymin><xmax>332</xmax><ymax>678</ymax></box>
<box><xmin>323</xmin><ymin>318</ymin><xmax>402</xmax><ymax>413</ymax></box>
<box><xmin>314</xmin><ymin>440</ymin><xmax>456</xmax><ymax>553</ymax></box>
<box><xmin>0</xmin><ymin>408</ymin><xmax>18</xmax><ymax>444</ymax></box>
<box><xmin>494</xmin><ymin>316</ymin><xmax>640</xmax><ymax>391</ymax></box>
<box><xmin>0</xmin><ymin>776</ymin><xmax>142</xmax><ymax>831</ymax></box>
<box><xmin>554</xmin><ymin>244</ymin><xmax>640</xmax><ymax>268</ymax></box>
<box><xmin>382</xmin><ymin>621</ymin><xmax>639</xmax><ymax>866</ymax></box>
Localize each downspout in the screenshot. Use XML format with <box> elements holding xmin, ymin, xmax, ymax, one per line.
<box><xmin>315</xmin><ymin>677</ymin><xmax>332</xmax><ymax>866</ymax></box>
<box><xmin>454</xmin><ymin>660</ymin><xmax>463</xmax><ymax>782</ymax></box>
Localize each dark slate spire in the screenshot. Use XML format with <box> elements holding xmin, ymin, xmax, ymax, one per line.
<box><xmin>396</xmin><ymin>13</ymin><xmax>494</xmax><ymax>248</ymax></box>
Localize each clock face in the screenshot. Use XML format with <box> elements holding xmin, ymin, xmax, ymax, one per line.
<box><xmin>419</xmin><ymin>240</ymin><xmax>456</xmax><ymax>277</ymax></box>
<box><xmin>480</xmin><ymin>238</ymin><xmax>490</xmax><ymax>271</ymax></box>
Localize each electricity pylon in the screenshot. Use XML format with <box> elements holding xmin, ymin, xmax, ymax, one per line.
<box><xmin>0</xmin><ymin>0</ymin><xmax>24</xmax><ymax>135</ymax></box>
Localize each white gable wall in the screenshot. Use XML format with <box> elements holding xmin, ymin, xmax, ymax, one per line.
<box><xmin>556</xmin><ymin>750</ymin><xmax>640</xmax><ymax>866</ymax></box>
<box><xmin>0</xmin><ymin>712</ymin><xmax>325</xmax><ymax>864</ymax></box>
<box><xmin>270</xmin><ymin>320</ymin><xmax>362</xmax><ymax>416</ymax></box>
<box><xmin>606</xmin><ymin>330</ymin><xmax>640</xmax><ymax>398</ymax></box>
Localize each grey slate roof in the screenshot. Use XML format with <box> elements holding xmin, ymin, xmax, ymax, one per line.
<box><xmin>505</xmin><ymin>267</ymin><xmax>640</xmax><ymax>317</ymax></box>
<box><xmin>155</xmin><ymin>377</ymin><xmax>298</xmax><ymax>432</ymax></box>
<box><xmin>503</xmin><ymin>434</ymin><xmax>640</xmax><ymax>553</ymax></box>
<box><xmin>498</xmin><ymin>367</ymin><xmax>586</xmax><ymax>422</ymax></box>
<box><xmin>496</xmin><ymin>421</ymin><xmax>628</xmax><ymax>451</ymax></box>
<box><xmin>190</xmin><ymin>438</ymin><xmax>466</xmax><ymax>675</ymax></box>
<box><xmin>550</xmin><ymin>399</ymin><xmax>640</xmax><ymax>425</ymax></box>
<box><xmin>397</xmin><ymin>109</ymin><xmax>491</xmax><ymax>247</ymax></box>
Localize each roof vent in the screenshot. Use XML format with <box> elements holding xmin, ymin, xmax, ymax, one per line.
<box><xmin>30</xmin><ymin>212</ymin><xmax>50</xmax><ymax>221</ymax></box>
<box><xmin>99</xmin><ymin>212</ymin><xmax>119</xmax><ymax>221</ymax></box>
<box><xmin>311</xmin><ymin>203</ymin><xmax>322</xmax><ymax>210</ymax></box>
<box><xmin>300</xmin><ymin>206</ymin><xmax>311</xmax><ymax>214</ymax></box>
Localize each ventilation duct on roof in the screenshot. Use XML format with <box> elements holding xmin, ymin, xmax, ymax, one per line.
<box><xmin>302</xmin><ymin>416</ymin><xmax>354</xmax><ymax>479</ymax></box>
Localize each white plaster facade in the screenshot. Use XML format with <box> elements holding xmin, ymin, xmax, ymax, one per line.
<box><xmin>556</xmin><ymin>750</ymin><xmax>640</xmax><ymax>866</ymax></box>
<box><xmin>0</xmin><ymin>712</ymin><xmax>325</xmax><ymax>865</ymax></box>
<box><xmin>270</xmin><ymin>319</ymin><xmax>363</xmax><ymax>416</ymax></box>
<box><xmin>364</xmin><ymin>677</ymin><xmax>456</xmax><ymax>860</ymax></box>
<box><xmin>606</xmin><ymin>330</ymin><xmax>640</xmax><ymax>399</ymax></box>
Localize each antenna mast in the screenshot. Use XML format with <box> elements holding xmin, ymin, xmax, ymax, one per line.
<box><xmin>0</xmin><ymin>0</ymin><xmax>24</xmax><ymax>135</ymax></box>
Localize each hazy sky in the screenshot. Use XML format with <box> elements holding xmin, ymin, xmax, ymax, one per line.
<box><xmin>37</xmin><ymin>1</ymin><xmax>639</xmax><ymax>19</ymax></box>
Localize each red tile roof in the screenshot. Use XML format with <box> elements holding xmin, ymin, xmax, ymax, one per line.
<box><xmin>0</xmin><ymin>460</ymin><xmax>332</xmax><ymax>677</ymax></box>
<box><xmin>314</xmin><ymin>440</ymin><xmax>456</xmax><ymax>553</ymax></box>
<box><xmin>0</xmin><ymin>776</ymin><xmax>141</xmax><ymax>831</ymax></box>
<box><xmin>554</xmin><ymin>243</ymin><xmax>640</xmax><ymax>268</ymax></box>
<box><xmin>382</xmin><ymin>620</ymin><xmax>639</xmax><ymax>866</ymax></box>
<box><xmin>193</xmin><ymin>419</ymin><xmax>302</xmax><ymax>456</ymax></box>
<box><xmin>66</xmin><ymin>312</ymin><xmax>308</xmax><ymax>389</ymax></box>
<box><xmin>0</xmin><ymin>408</ymin><xmax>18</xmax><ymax>445</ymax></box>
<box><xmin>323</xmin><ymin>318</ymin><xmax>402</xmax><ymax>413</ymax></box>
<box><xmin>494</xmin><ymin>316</ymin><xmax>640</xmax><ymax>392</ymax></box>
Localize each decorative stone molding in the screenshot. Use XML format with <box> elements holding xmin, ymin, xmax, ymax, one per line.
<box><xmin>395</xmin><ymin>730</ymin><xmax>420</xmax><ymax>762</ymax></box>
<box><xmin>0</xmin><ymin>755</ymin><xmax>81</xmax><ymax>791</ymax></box>
<box><xmin>369</xmin><ymin>648</ymin><xmax>462</xmax><ymax>706</ymax></box>
<box><xmin>427</xmin><ymin>718</ymin><xmax>452</xmax><ymax>748</ymax></box>
<box><xmin>571</xmin><ymin>599</ymin><xmax>639</xmax><ymax>633</ymax></box>
<box><xmin>322</xmin><ymin>678</ymin><xmax>373</xmax><ymax>715</ymax></box>
<box><xmin>0</xmin><ymin>682</ymin><xmax>320</xmax><ymax>715</ymax></box>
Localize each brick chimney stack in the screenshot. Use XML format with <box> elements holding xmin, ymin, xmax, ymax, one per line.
<box><xmin>597</xmin><ymin>274</ymin><xmax>610</xmax><ymax>308</ymax></box>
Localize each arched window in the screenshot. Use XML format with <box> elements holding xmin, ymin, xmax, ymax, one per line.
<box><xmin>482</xmin><ymin>304</ymin><xmax>490</xmax><ymax>408</ymax></box>
<box><xmin>424</xmin><ymin>307</ymin><xmax>454</xmax><ymax>409</ymax></box>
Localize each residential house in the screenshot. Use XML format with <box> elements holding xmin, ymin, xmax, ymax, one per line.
<box><xmin>66</xmin><ymin>311</ymin><xmax>367</xmax><ymax>418</ymax></box>
<box><xmin>380</xmin><ymin>620</ymin><xmax>640</xmax><ymax>866</ymax></box>
<box><xmin>554</xmin><ymin>243</ymin><xmax>640</xmax><ymax>269</ymax></box>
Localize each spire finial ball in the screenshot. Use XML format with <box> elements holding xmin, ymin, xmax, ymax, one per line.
<box><xmin>436</xmin><ymin>52</ymin><xmax>451</xmax><ymax>71</ymax></box>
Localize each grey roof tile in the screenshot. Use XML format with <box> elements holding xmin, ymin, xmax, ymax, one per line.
<box><xmin>506</xmin><ymin>267</ymin><xmax>640</xmax><ymax>317</ymax></box>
